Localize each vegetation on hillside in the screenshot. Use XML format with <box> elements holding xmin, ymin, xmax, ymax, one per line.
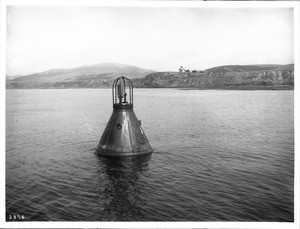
<box><xmin>6</xmin><ymin>63</ymin><xmax>294</xmax><ymax>89</ymax></box>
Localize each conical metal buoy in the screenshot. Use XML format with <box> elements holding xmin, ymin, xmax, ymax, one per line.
<box><xmin>97</xmin><ymin>76</ymin><xmax>153</xmax><ymax>156</ymax></box>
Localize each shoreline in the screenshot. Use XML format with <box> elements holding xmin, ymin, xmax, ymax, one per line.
<box><xmin>175</xmin><ymin>85</ymin><xmax>294</xmax><ymax>91</ymax></box>
<box><xmin>6</xmin><ymin>85</ymin><xmax>294</xmax><ymax>90</ymax></box>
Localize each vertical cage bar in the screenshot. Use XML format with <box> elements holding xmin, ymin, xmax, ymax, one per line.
<box><xmin>122</xmin><ymin>77</ymin><xmax>126</xmax><ymax>101</ymax></box>
<box><xmin>112</xmin><ymin>78</ymin><xmax>116</xmax><ymax>104</ymax></box>
<box><xmin>131</xmin><ymin>79</ymin><xmax>133</xmax><ymax>104</ymax></box>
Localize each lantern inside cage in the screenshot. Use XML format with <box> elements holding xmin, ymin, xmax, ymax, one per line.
<box><xmin>97</xmin><ymin>76</ymin><xmax>153</xmax><ymax>156</ymax></box>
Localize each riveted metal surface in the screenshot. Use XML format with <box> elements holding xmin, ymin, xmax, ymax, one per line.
<box><xmin>97</xmin><ymin>109</ymin><xmax>153</xmax><ymax>156</ymax></box>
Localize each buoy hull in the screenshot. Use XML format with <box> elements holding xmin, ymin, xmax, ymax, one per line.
<box><xmin>97</xmin><ymin>108</ymin><xmax>153</xmax><ymax>156</ymax></box>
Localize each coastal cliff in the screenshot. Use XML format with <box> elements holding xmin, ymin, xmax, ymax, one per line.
<box><xmin>6</xmin><ymin>63</ymin><xmax>294</xmax><ymax>89</ymax></box>
<box><xmin>137</xmin><ymin>64</ymin><xmax>294</xmax><ymax>89</ymax></box>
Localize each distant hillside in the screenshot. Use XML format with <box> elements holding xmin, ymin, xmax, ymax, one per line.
<box><xmin>204</xmin><ymin>64</ymin><xmax>294</xmax><ymax>73</ymax></box>
<box><xmin>6</xmin><ymin>63</ymin><xmax>155</xmax><ymax>89</ymax></box>
<box><xmin>6</xmin><ymin>63</ymin><xmax>294</xmax><ymax>89</ymax></box>
<box><xmin>135</xmin><ymin>64</ymin><xmax>294</xmax><ymax>89</ymax></box>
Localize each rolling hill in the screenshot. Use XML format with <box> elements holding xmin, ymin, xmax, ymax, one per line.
<box><xmin>204</xmin><ymin>64</ymin><xmax>294</xmax><ymax>73</ymax></box>
<box><xmin>6</xmin><ymin>63</ymin><xmax>155</xmax><ymax>88</ymax></box>
<box><xmin>6</xmin><ymin>63</ymin><xmax>294</xmax><ymax>89</ymax></box>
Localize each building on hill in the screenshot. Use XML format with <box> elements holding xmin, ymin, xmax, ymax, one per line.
<box><xmin>179</xmin><ymin>66</ymin><xmax>185</xmax><ymax>73</ymax></box>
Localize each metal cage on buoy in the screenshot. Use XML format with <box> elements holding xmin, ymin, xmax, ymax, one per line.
<box><xmin>97</xmin><ymin>76</ymin><xmax>153</xmax><ymax>156</ymax></box>
<box><xmin>112</xmin><ymin>76</ymin><xmax>133</xmax><ymax>110</ymax></box>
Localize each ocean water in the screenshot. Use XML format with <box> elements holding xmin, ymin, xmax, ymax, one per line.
<box><xmin>6</xmin><ymin>89</ymin><xmax>294</xmax><ymax>221</ymax></box>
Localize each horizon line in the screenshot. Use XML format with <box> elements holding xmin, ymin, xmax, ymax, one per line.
<box><xmin>6</xmin><ymin>62</ymin><xmax>295</xmax><ymax>77</ymax></box>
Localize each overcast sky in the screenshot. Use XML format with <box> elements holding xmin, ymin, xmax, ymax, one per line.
<box><xmin>6</xmin><ymin>5</ymin><xmax>294</xmax><ymax>76</ymax></box>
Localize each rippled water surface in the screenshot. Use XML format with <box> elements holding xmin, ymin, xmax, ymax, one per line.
<box><xmin>6</xmin><ymin>89</ymin><xmax>294</xmax><ymax>221</ymax></box>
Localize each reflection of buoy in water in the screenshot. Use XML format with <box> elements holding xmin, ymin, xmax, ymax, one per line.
<box><xmin>97</xmin><ymin>76</ymin><xmax>153</xmax><ymax>156</ymax></box>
